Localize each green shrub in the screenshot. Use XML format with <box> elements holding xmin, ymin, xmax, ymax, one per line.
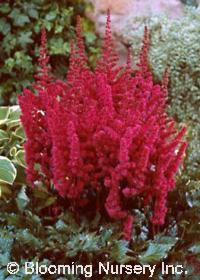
<box><xmin>124</xmin><ymin>7</ymin><xmax>200</xmax><ymax>179</ymax></box>
<box><xmin>0</xmin><ymin>0</ymin><xmax>99</xmax><ymax>105</ymax></box>
<box><xmin>181</xmin><ymin>0</ymin><xmax>198</xmax><ymax>6</ymax></box>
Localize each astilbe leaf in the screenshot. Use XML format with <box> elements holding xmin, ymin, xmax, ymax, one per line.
<box><xmin>19</xmin><ymin>13</ymin><xmax>187</xmax><ymax>241</ymax></box>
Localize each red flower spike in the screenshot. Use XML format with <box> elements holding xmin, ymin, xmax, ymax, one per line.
<box><xmin>126</xmin><ymin>47</ymin><xmax>132</xmax><ymax>71</ymax></box>
<box><xmin>162</xmin><ymin>66</ymin><xmax>169</xmax><ymax>98</ymax></box>
<box><xmin>96</xmin><ymin>10</ymin><xmax>119</xmax><ymax>77</ymax></box>
<box><xmin>34</xmin><ymin>28</ymin><xmax>53</xmax><ymax>90</ymax></box>
<box><xmin>123</xmin><ymin>216</ymin><xmax>134</xmax><ymax>241</ymax></box>
<box><xmin>76</xmin><ymin>15</ymin><xmax>88</xmax><ymax>67</ymax></box>
<box><xmin>138</xmin><ymin>25</ymin><xmax>150</xmax><ymax>75</ymax></box>
<box><xmin>66</xmin><ymin>40</ymin><xmax>76</xmax><ymax>85</ymax></box>
<box><xmin>19</xmin><ymin>12</ymin><xmax>187</xmax><ymax>241</ymax></box>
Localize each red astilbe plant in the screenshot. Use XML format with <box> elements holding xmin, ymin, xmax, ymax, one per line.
<box><xmin>19</xmin><ymin>12</ymin><xmax>187</xmax><ymax>240</ymax></box>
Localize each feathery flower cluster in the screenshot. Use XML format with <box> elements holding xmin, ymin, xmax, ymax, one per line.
<box><xmin>19</xmin><ymin>12</ymin><xmax>187</xmax><ymax>240</ymax></box>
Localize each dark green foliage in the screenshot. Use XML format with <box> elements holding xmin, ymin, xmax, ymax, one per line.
<box><xmin>0</xmin><ymin>175</ymin><xmax>200</xmax><ymax>279</ymax></box>
<box><xmin>0</xmin><ymin>0</ymin><xmax>100</xmax><ymax>105</ymax></box>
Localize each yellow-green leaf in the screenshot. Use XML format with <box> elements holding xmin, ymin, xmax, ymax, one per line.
<box><xmin>0</xmin><ymin>156</ymin><xmax>17</xmax><ymax>185</ymax></box>
<box><xmin>14</xmin><ymin>126</ymin><xmax>25</xmax><ymax>140</ymax></box>
<box><xmin>10</xmin><ymin>146</ymin><xmax>17</xmax><ymax>157</ymax></box>
<box><xmin>15</xmin><ymin>150</ymin><xmax>26</xmax><ymax>168</ymax></box>
<box><xmin>0</xmin><ymin>107</ymin><xmax>10</xmax><ymax>126</ymax></box>
<box><xmin>0</xmin><ymin>130</ymin><xmax>9</xmax><ymax>141</ymax></box>
<box><xmin>7</xmin><ymin>105</ymin><xmax>21</xmax><ymax>128</ymax></box>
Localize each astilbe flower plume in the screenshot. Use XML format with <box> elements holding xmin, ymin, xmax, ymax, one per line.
<box><xmin>19</xmin><ymin>13</ymin><xmax>187</xmax><ymax>240</ymax></box>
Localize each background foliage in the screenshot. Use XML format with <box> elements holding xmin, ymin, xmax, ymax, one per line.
<box><xmin>0</xmin><ymin>0</ymin><xmax>99</xmax><ymax>105</ymax></box>
<box><xmin>124</xmin><ymin>7</ymin><xmax>200</xmax><ymax>182</ymax></box>
<box><xmin>181</xmin><ymin>0</ymin><xmax>198</xmax><ymax>6</ymax></box>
